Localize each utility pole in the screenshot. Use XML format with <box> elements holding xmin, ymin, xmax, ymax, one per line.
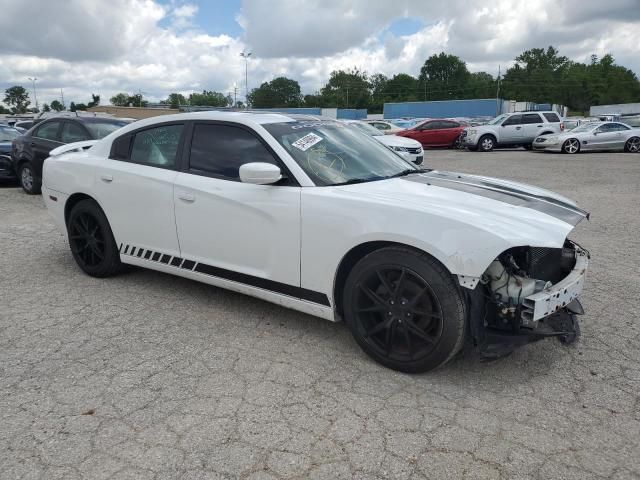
<box><xmin>28</xmin><ymin>77</ymin><xmax>38</xmax><ymax>111</ymax></box>
<box><xmin>233</xmin><ymin>84</ymin><xmax>238</xmax><ymax>108</ymax></box>
<box><xmin>240</xmin><ymin>52</ymin><xmax>252</xmax><ymax>108</ymax></box>
<box><xmin>346</xmin><ymin>86</ymin><xmax>349</xmax><ymax>109</ymax></box>
<box><xmin>60</xmin><ymin>89</ymin><xmax>66</xmax><ymax>109</ymax></box>
<box><xmin>496</xmin><ymin>65</ymin><xmax>501</xmax><ymax>116</ymax></box>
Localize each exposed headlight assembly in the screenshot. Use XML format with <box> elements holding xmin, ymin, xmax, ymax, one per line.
<box><xmin>391</xmin><ymin>146</ymin><xmax>408</xmax><ymax>152</ymax></box>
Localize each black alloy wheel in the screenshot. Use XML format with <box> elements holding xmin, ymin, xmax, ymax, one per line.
<box><xmin>624</xmin><ymin>136</ymin><xmax>640</xmax><ymax>153</ymax></box>
<box><xmin>67</xmin><ymin>199</ymin><xmax>122</xmax><ymax>277</ymax></box>
<box><xmin>344</xmin><ymin>247</ymin><xmax>465</xmax><ymax>373</ymax></box>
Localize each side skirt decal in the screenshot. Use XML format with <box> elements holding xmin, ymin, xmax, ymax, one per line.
<box><xmin>119</xmin><ymin>243</ymin><xmax>331</xmax><ymax>307</ymax></box>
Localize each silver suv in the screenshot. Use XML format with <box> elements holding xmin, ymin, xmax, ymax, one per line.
<box><xmin>461</xmin><ymin>111</ymin><xmax>564</xmax><ymax>152</ymax></box>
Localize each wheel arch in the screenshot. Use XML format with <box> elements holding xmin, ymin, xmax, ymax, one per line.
<box><xmin>332</xmin><ymin>240</ymin><xmax>453</xmax><ymax>319</ymax></box>
<box><xmin>64</xmin><ymin>192</ymin><xmax>107</xmax><ymax>226</ymax></box>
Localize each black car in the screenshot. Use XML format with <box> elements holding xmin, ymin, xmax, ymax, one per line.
<box><xmin>1</xmin><ymin>125</ymin><xmax>23</xmax><ymax>183</ymax></box>
<box><xmin>11</xmin><ymin>116</ymin><xmax>131</xmax><ymax>194</ymax></box>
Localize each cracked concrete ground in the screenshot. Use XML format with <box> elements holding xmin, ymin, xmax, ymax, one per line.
<box><xmin>1</xmin><ymin>149</ymin><xmax>639</xmax><ymax>479</ymax></box>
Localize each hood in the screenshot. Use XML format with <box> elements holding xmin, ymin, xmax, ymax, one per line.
<box><xmin>334</xmin><ymin>170</ymin><xmax>589</xmax><ymax>248</ymax></box>
<box><xmin>374</xmin><ymin>134</ymin><xmax>421</xmax><ymax>148</ymax></box>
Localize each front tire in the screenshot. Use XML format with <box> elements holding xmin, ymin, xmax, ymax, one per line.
<box><xmin>478</xmin><ymin>135</ymin><xmax>495</xmax><ymax>152</ymax></box>
<box><xmin>343</xmin><ymin>247</ymin><xmax>465</xmax><ymax>373</ymax></box>
<box><xmin>562</xmin><ymin>138</ymin><xmax>580</xmax><ymax>154</ymax></box>
<box><xmin>18</xmin><ymin>162</ymin><xmax>41</xmax><ymax>194</ymax></box>
<box><xmin>624</xmin><ymin>136</ymin><xmax>640</xmax><ymax>153</ymax></box>
<box><xmin>67</xmin><ymin>199</ymin><xmax>122</xmax><ymax>277</ymax></box>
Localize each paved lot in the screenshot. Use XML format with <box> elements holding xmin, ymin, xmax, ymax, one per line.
<box><xmin>1</xmin><ymin>149</ymin><xmax>639</xmax><ymax>480</ymax></box>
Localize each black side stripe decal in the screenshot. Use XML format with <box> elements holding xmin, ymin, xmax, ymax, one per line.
<box><xmin>119</xmin><ymin>244</ymin><xmax>330</xmax><ymax>307</ymax></box>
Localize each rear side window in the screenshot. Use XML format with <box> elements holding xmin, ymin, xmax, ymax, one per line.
<box><xmin>129</xmin><ymin>124</ymin><xmax>184</xmax><ymax>168</ymax></box>
<box><xmin>188</xmin><ymin>124</ymin><xmax>278</xmax><ymax>181</ymax></box>
<box><xmin>34</xmin><ymin>121</ymin><xmax>61</xmax><ymax>141</ymax></box>
<box><xmin>110</xmin><ymin>135</ymin><xmax>133</xmax><ymax>160</ymax></box>
<box><xmin>542</xmin><ymin>112</ymin><xmax>560</xmax><ymax>122</ymax></box>
<box><xmin>439</xmin><ymin>121</ymin><xmax>460</xmax><ymax>129</ymax></box>
<box><xmin>61</xmin><ymin>122</ymin><xmax>90</xmax><ymax>143</ymax></box>
<box><xmin>522</xmin><ymin>113</ymin><xmax>543</xmax><ymax>124</ymax></box>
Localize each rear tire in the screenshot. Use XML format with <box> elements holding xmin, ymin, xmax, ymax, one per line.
<box><xmin>478</xmin><ymin>135</ymin><xmax>495</xmax><ymax>152</ymax></box>
<box><xmin>66</xmin><ymin>199</ymin><xmax>122</xmax><ymax>278</ymax></box>
<box><xmin>343</xmin><ymin>246</ymin><xmax>465</xmax><ymax>373</ymax></box>
<box><xmin>18</xmin><ymin>162</ymin><xmax>41</xmax><ymax>194</ymax></box>
<box><xmin>624</xmin><ymin>136</ymin><xmax>640</xmax><ymax>153</ymax></box>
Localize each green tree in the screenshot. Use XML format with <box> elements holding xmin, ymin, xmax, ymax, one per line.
<box><xmin>320</xmin><ymin>68</ymin><xmax>370</xmax><ymax>108</ymax></box>
<box><xmin>501</xmin><ymin>46</ymin><xmax>569</xmax><ymax>104</ymax></box>
<box><xmin>418</xmin><ymin>53</ymin><xmax>470</xmax><ymax>100</ymax></box>
<box><xmin>188</xmin><ymin>90</ymin><xmax>229</xmax><ymax>107</ymax></box>
<box><xmin>248</xmin><ymin>77</ymin><xmax>303</xmax><ymax>108</ymax></box>
<box><xmin>384</xmin><ymin>74</ymin><xmax>419</xmax><ymax>103</ymax></box>
<box><xmin>42</xmin><ymin>103</ymin><xmax>51</xmax><ymax>112</ymax></box>
<box><xmin>110</xmin><ymin>92</ymin><xmax>130</xmax><ymax>106</ymax></box>
<box><xmin>4</xmin><ymin>85</ymin><xmax>31</xmax><ymax>113</ymax></box>
<box><xmin>163</xmin><ymin>93</ymin><xmax>187</xmax><ymax>108</ymax></box>
<box><xmin>0</xmin><ymin>104</ymin><xmax>10</xmax><ymax>114</ymax></box>
<box><xmin>303</xmin><ymin>93</ymin><xmax>322</xmax><ymax>107</ymax></box>
<box><xmin>50</xmin><ymin>100</ymin><xmax>64</xmax><ymax>111</ymax></box>
<box><xmin>87</xmin><ymin>94</ymin><xmax>100</xmax><ymax>108</ymax></box>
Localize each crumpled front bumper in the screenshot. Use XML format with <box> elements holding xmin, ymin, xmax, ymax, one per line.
<box><xmin>521</xmin><ymin>243</ymin><xmax>589</xmax><ymax>323</ymax></box>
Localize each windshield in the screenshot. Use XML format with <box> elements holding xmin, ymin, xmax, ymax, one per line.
<box><xmin>263</xmin><ymin>121</ymin><xmax>417</xmax><ymax>186</ymax></box>
<box><xmin>349</xmin><ymin>121</ymin><xmax>383</xmax><ymax>136</ymax></box>
<box><xmin>85</xmin><ymin>121</ymin><xmax>130</xmax><ymax>139</ymax></box>
<box><xmin>488</xmin><ymin>114</ymin><xmax>508</xmax><ymax>125</ymax></box>
<box><xmin>570</xmin><ymin>123</ymin><xmax>598</xmax><ymax>133</ymax></box>
<box><xmin>0</xmin><ymin>126</ymin><xmax>21</xmax><ymax>141</ymax></box>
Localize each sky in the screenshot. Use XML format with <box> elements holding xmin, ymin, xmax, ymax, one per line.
<box><xmin>1</xmin><ymin>0</ymin><xmax>639</xmax><ymax>108</ymax></box>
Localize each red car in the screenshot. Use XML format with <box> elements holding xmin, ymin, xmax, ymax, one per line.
<box><xmin>396</xmin><ymin>119</ymin><xmax>466</xmax><ymax>148</ymax></box>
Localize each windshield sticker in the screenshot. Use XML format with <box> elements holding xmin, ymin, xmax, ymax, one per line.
<box><xmin>292</xmin><ymin>133</ymin><xmax>324</xmax><ymax>151</ymax></box>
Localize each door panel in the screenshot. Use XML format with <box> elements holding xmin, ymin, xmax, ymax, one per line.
<box><xmin>174</xmin><ymin>174</ymin><xmax>301</xmax><ymax>285</ymax></box>
<box><xmin>499</xmin><ymin>115</ymin><xmax>524</xmax><ymax>143</ymax></box>
<box><xmin>93</xmin><ymin>160</ymin><xmax>180</xmax><ymax>255</ymax></box>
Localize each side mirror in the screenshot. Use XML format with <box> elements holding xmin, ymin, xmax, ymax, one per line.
<box><xmin>593</xmin><ymin>131</ymin><xmax>600</xmax><ymax>136</ymax></box>
<box><xmin>239</xmin><ymin>162</ymin><xmax>282</xmax><ymax>185</ymax></box>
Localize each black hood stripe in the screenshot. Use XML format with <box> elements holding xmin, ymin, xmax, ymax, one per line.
<box><xmin>404</xmin><ymin>171</ymin><xmax>589</xmax><ymax>226</ymax></box>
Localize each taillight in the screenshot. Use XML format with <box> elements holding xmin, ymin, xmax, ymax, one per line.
<box><xmin>560</xmin><ymin>122</ymin><xmax>565</xmax><ymax>131</ymax></box>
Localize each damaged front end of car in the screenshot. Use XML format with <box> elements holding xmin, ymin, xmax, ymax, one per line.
<box><xmin>467</xmin><ymin>240</ymin><xmax>590</xmax><ymax>357</ymax></box>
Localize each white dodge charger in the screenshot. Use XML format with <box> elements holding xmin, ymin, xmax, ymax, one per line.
<box><xmin>42</xmin><ymin>112</ymin><xmax>590</xmax><ymax>372</ymax></box>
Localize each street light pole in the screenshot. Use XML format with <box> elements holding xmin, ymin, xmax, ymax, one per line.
<box><xmin>240</xmin><ymin>51</ymin><xmax>252</xmax><ymax>108</ymax></box>
<box><xmin>28</xmin><ymin>77</ymin><xmax>38</xmax><ymax>111</ymax></box>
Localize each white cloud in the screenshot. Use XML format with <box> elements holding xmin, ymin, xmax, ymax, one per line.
<box><xmin>0</xmin><ymin>0</ymin><xmax>638</xmax><ymax>108</ymax></box>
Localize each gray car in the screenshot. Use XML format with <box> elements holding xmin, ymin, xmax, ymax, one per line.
<box><xmin>533</xmin><ymin>121</ymin><xmax>640</xmax><ymax>154</ymax></box>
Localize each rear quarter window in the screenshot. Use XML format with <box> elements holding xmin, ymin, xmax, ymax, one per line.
<box><xmin>543</xmin><ymin>112</ymin><xmax>560</xmax><ymax>122</ymax></box>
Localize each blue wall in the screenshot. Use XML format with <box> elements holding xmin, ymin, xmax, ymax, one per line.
<box><xmin>336</xmin><ymin>109</ymin><xmax>367</xmax><ymax>120</ymax></box>
<box><xmin>384</xmin><ymin>99</ymin><xmax>502</xmax><ymax>119</ymax></box>
<box><xmin>255</xmin><ymin>107</ymin><xmax>322</xmax><ymax>115</ymax></box>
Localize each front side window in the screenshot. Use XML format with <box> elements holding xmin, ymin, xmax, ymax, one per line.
<box><xmin>264</xmin><ymin>120</ymin><xmax>416</xmax><ymax>186</ymax></box>
<box><xmin>129</xmin><ymin>124</ymin><xmax>184</xmax><ymax>168</ymax></box>
<box><xmin>488</xmin><ymin>114</ymin><xmax>509</xmax><ymax>125</ymax></box>
<box><xmin>61</xmin><ymin>122</ymin><xmax>90</xmax><ymax>143</ymax></box>
<box><xmin>34</xmin><ymin>121</ymin><xmax>61</xmax><ymax>141</ymax></box>
<box><xmin>375</xmin><ymin>123</ymin><xmax>390</xmax><ymax>130</ymax></box>
<box><xmin>188</xmin><ymin>124</ymin><xmax>278</xmax><ymax>181</ymax></box>
<box><xmin>502</xmin><ymin>115</ymin><xmax>522</xmax><ymax>126</ymax></box>
<box><xmin>522</xmin><ymin>113</ymin><xmax>543</xmax><ymax>124</ymax></box>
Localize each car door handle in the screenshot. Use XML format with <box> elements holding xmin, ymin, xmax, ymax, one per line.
<box><xmin>515</xmin><ymin>126</ymin><xmax>522</xmax><ymax>130</ymax></box>
<box><xmin>30</xmin><ymin>142</ymin><xmax>36</xmax><ymax>147</ymax></box>
<box><xmin>100</xmin><ymin>174</ymin><xmax>113</xmax><ymax>183</ymax></box>
<box><xmin>178</xmin><ymin>192</ymin><xmax>195</xmax><ymax>203</ymax></box>
<box><xmin>536</xmin><ymin>125</ymin><xmax>543</xmax><ymax>127</ymax></box>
